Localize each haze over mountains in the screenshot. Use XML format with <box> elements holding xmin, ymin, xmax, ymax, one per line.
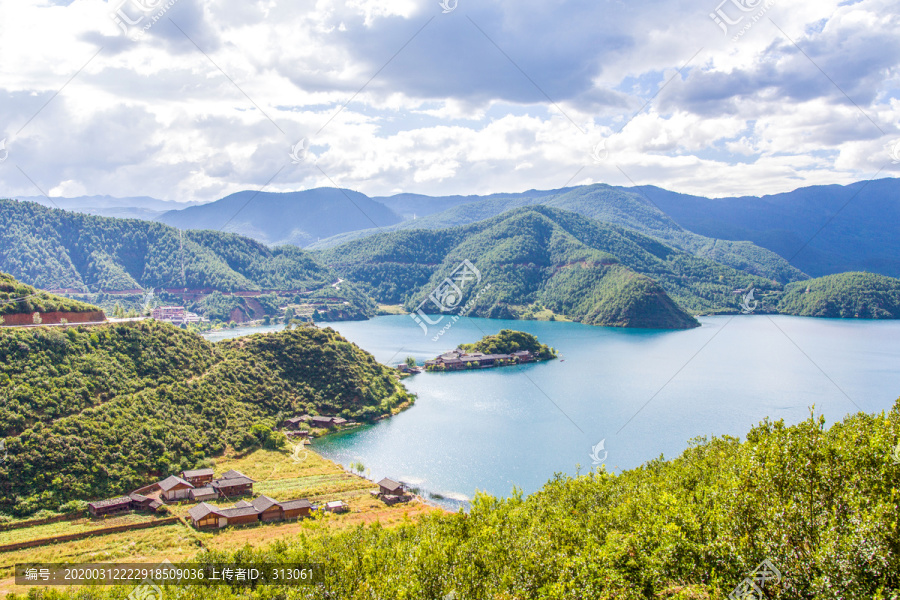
<box><xmin>16</xmin><ymin>178</ymin><xmax>897</xmax><ymax>279</ymax></box>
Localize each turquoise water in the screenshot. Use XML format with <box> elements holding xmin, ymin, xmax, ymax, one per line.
<box><xmin>205</xmin><ymin>316</ymin><xmax>900</xmax><ymax>508</ymax></box>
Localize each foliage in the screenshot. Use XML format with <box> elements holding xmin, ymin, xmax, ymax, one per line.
<box><xmin>776</xmin><ymin>271</ymin><xmax>900</xmax><ymax>318</ymax></box>
<box><xmin>459</xmin><ymin>329</ymin><xmax>556</xmax><ymax>360</ymax></box>
<box><xmin>18</xmin><ymin>404</ymin><xmax>900</xmax><ymax>599</ymax></box>
<box><xmin>0</xmin><ymin>199</ymin><xmax>375</xmax><ymax>320</ymax></box>
<box><xmin>319</xmin><ymin>208</ymin><xmax>718</xmax><ymax>329</ymax></box>
<box><xmin>0</xmin><ymin>321</ymin><xmax>412</xmax><ymax>515</ymax></box>
<box><xmin>0</xmin><ymin>272</ymin><xmax>99</xmax><ymax>317</ymax></box>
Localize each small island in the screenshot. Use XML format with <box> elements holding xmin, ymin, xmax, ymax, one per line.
<box><xmin>423</xmin><ymin>329</ymin><xmax>557</xmax><ymax>372</ymax></box>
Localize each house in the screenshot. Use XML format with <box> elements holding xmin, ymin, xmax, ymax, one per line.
<box><xmin>512</xmin><ymin>350</ymin><xmax>533</xmax><ymax>363</ymax></box>
<box><xmin>158</xmin><ymin>475</ymin><xmax>194</xmax><ymax>501</ymax></box>
<box><xmin>310</xmin><ymin>416</ymin><xmax>337</xmax><ymax>428</ymax></box>
<box><xmin>251</xmin><ymin>495</ymin><xmax>284</xmax><ymax>522</ymax></box>
<box><xmin>218</xmin><ymin>505</ymin><xmax>260</xmax><ymax>527</ymax></box>
<box><xmin>284</xmin><ymin>416</ymin><xmax>309</xmax><ymax>430</ymax></box>
<box><xmin>152</xmin><ymin>306</ymin><xmax>185</xmax><ymax>321</ymax></box>
<box><xmin>324</xmin><ymin>500</ymin><xmax>348</xmax><ymax>514</ymax></box>
<box><xmin>211</xmin><ymin>475</ymin><xmax>254</xmax><ymax>498</ymax></box>
<box><xmin>220</xmin><ymin>469</ymin><xmax>249</xmax><ymax>479</ymax></box>
<box><xmin>88</xmin><ymin>492</ymin><xmax>159</xmax><ymax>517</ymax></box>
<box><xmin>128</xmin><ymin>492</ymin><xmax>155</xmax><ymax>510</ymax></box>
<box><xmin>234</xmin><ymin>500</ymin><xmax>254</xmax><ymax>508</ymax></box>
<box><xmin>332</xmin><ymin>417</ymin><xmax>348</xmax><ymax>426</ymax></box>
<box><xmin>181</xmin><ymin>468</ymin><xmax>214</xmax><ymax>487</ymax></box>
<box><xmin>88</xmin><ymin>496</ymin><xmax>133</xmax><ymax>517</ymax></box>
<box><xmin>280</xmin><ymin>498</ymin><xmax>313</xmax><ymax>520</ymax></box>
<box><xmin>377</xmin><ymin>478</ymin><xmax>404</xmax><ymax>496</ymax></box>
<box><xmin>189</xmin><ymin>486</ymin><xmax>218</xmax><ymax>502</ymax></box>
<box><xmin>188</xmin><ymin>502</ymin><xmax>224</xmax><ymax>529</ymax></box>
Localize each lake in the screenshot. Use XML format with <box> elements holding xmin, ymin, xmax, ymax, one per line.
<box><xmin>204</xmin><ymin>316</ymin><xmax>900</xmax><ymax>508</ymax></box>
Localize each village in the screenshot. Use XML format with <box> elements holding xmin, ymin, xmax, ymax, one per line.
<box><xmin>85</xmin><ymin>415</ymin><xmax>417</xmax><ymax>531</ymax></box>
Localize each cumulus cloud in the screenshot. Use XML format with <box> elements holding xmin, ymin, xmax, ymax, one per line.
<box><xmin>0</xmin><ymin>0</ymin><xmax>898</xmax><ymax>203</ymax></box>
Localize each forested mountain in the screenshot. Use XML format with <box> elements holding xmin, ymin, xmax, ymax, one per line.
<box><xmin>315</xmin><ymin>184</ymin><xmax>808</xmax><ymax>285</ymax></box>
<box><xmin>776</xmin><ymin>272</ymin><xmax>900</xmax><ymax>318</ymax></box>
<box><xmin>156</xmin><ymin>188</ymin><xmax>403</xmax><ymax>247</ymax></box>
<box><xmin>0</xmin><ymin>320</ymin><xmax>412</xmax><ymax>515</ymax></box>
<box><xmin>0</xmin><ymin>199</ymin><xmax>375</xmax><ymax>318</ymax></box>
<box><xmin>643</xmin><ymin>178</ymin><xmax>900</xmax><ymax>277</ymax></box>
<box><xmin>317</xmin><ymin>207</ymin><xmax>794</xmax><ymax>327</ymax></box>
<box><xmin>0</xmin><ymin>272</ymin><xmax>99</xmax><ymax>317</ymax></box>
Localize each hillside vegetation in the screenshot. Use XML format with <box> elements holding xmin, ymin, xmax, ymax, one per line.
<box><xmin>458</xmin><ymin>329</ymin><xmax>556</xmax><ymax>359</ymax></box>
<box><xmin>776</xmin><ymin>272</ymin><xmax>900</xmax><ymax>318</ymax></box>
<box><xmin>0</xmin><ymin>321</ymin><xmax>411</xmax><ymax>515</ymax></box>
<box><xmin>0</xmin><ymin>199</ymin><xmax>375</xmax><ymax>319</ymax></box>
<box><xmin>0</xmin><ymin>273</ymin><xmax>99</xmax><ymax>317</ymax></box>
<box><xmin>318</xmin><ymin>207</ymin><xmax>795</xmax><ymax>327</ymax></box>
<box><xmin>19</xmin><ymin>404</ymin><xmax>900</xmax><ymax>599</ymax></box>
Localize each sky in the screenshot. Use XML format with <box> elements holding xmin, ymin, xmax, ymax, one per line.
<box><xmin>0</xmin><ymin>0</ymin><xmax>898</xmax><ymax>203</ymax></box>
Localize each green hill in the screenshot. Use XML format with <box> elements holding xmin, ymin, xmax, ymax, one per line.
<box><xmin>459</xmin><ymin>329</ymin><xmax>556</xmax><ymax>359</ymax></box>
<box><xmin>0</xmin><ymin>199</ymin><xmax>375</xmax><ymax>320</ymax></box>
<box><xmin>0</xmin><ymin>272</ymin><xmax>100</xmax><ymax>318</ymax></box>
<box><xmin>776</xmin><ymin>272</ymin><xmax>900</xmax><ymax>318</ymax></box>
<box><xmin>0</xmin><ymin>321</ymin><xmax>411</xmax><ymax>515</ymax></box>
<box><xmin>317</xmin><ymin>184</ymin><xmax>808</xmax><ymax>286</ymax></box>
<box><xmin>318</xmin><ymin>207</ymin><xmax>793</xmax><ymax>327</ymax></box>
<box><xmin>26</xmin><ymin>403</ymin><xmax>900</xmax><ymax>599</ymax></box>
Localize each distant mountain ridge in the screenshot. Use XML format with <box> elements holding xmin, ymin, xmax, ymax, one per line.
<box><xmin>156</xmin><ymin>188</ymin><xmax>403</xmax><ymax>247</ymax></box>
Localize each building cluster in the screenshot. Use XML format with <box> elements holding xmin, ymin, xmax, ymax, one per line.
<box><xmin>284</xmin><ymin>414</ymin><xmax>349</xmax><ymax>430</ymax></box>
<box><xmin>151</xmin><ymin>306</ymin><xmax>203</xmax><ymax>325</ymax></box>
<box><xmin>88</xmin><ymin>467</ymin><xmax>346</xmax><ymax>530</ymax></box>
<box><xmin>424</xmin><ymin>349</ymin><xmax>535</xmax><ymax>371</ymax></box>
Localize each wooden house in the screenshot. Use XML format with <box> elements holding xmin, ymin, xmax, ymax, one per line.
<box><xmin>128</xmin><ymin>492</ymin><xmax>155</xmax><ymax>510</ymax></box>
<box><xmin>189</xmin><ymin>486</ymin><xmax>218</xmax><ymax>502</ymax></box>
<box><xmin>251</xmin><ymin>495</ymin><xmax>284</xmax><ymax>522</ymax></box>
<box><xmin>88</xmin><ymin>496</ymin><xmax>133</xmax><ymax>517</ymax></box>
<box><xmin>218</xmin><ymin>505</ymin><xmax>260</xmax><ymax>526</ymax></box>
<box><xmin>310</xmin><ymin>416</ymin><xmax>336</xmax><ymax>428</ymax></box>
<box><xmin>159</xmin><ymin>475</ymin><xmax>194</xmax><ymax>501</ymax></box>
<box><xmin>284</xmin><ymin>416</ymin><xmax>309</xmax><ymax>430</ymax></box>
<box><xmin>377</xmin><ymin>478</ymin><xmax>404</xmax><ymax>496</ymax></box>
<box><xmin>220</xmin><ymin>469</ymin><xmax>249</xmax><ymax>479</ymax></box>
<box><xmin>188</xmin><ymin>503</ymin><xmax>224</xmax><ymax>529</ymax></box>
<box><xmin>279</xmin><ymin>498</ymin><xmax>313</xmax><ymax>520</ymax></box>
<box><xmin>181</xmin><ymin>468</ymin><xmax>214</xmax><ymax>487</ymax></box>
<box><xmin>211</xmin><ymin>475</ymin><xmax>254</xmax><ymax>498</ymax></box>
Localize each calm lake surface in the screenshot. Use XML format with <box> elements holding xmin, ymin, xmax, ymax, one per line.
<box><xmin>204</xmin><ymin>316</ymin><xmax>900</xmax><ymax>508</ymax></box>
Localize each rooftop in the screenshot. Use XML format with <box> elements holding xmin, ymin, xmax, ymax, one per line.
<box><xmin>159</xmin><ymin>475</ymin><xmax>193</xmax><ymax>491</ymax></box>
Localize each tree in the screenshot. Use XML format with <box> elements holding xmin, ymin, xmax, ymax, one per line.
<box><xmin>405</xmin><ymin>356</ymin><xmax>417</xmax><ymax>367</ymax></box>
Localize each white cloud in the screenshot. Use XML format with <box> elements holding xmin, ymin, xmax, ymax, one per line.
<box><xmin>0</xmin><ymin>0</ymin><xmax>897</xmax><ymax>203</ymax></box>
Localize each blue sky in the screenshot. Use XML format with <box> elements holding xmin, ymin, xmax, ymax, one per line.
<box><xmin>0</xmin><ymin>0</ymin><xmax>898</xmax><ymax>202</ymax></box>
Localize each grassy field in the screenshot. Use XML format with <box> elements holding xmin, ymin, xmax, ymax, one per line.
<box><xmin>0</xmin><ymin>446</ymin><xmax>442</xmax><ymax>595</ymax></box>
